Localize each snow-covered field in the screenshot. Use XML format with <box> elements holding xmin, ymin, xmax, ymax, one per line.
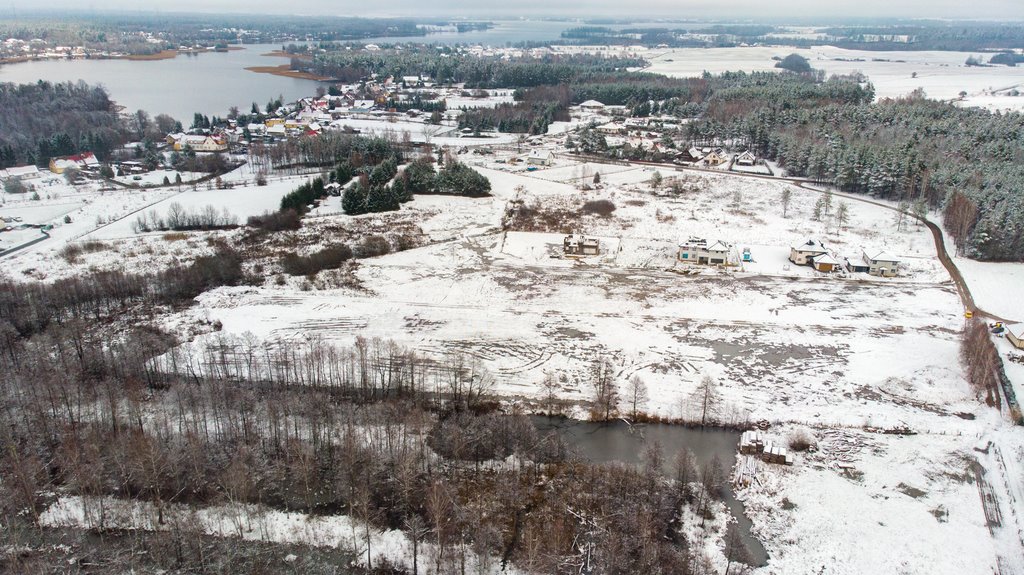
<box><xmin>953</xmin><ymin>257</ymin><xmax>1024</xmax><ymax>323</ymax></box>
<box><xmin>7</xmin><ymin>148</ymin><xmax>1024</xmax><ymax>574</ymax></box>
<box><xmin>113</xmin><ymin>169</ymin><xmax>206</xmax><ymax>187</ymax></box>
<box><xmin>646</xmin><ymin>46</ymin><xmax>1024</xmax><ymax>111</ymax></box>
<box><xmin>145</xmin><ymin>156</ymin><xmax>1024</xmax><ymax>574</ymax></box>
<box><xmin>86</xmin><ymin>172</ymin><xmax>309</xmax><ymax>240</ymax></box>
<box><xmin>0</xmin><ymin>163</ymin><xmax>305</xmax><ymax>279</ymax></box>
<box><xmin>740</xmin><ymin>424</ymin><xmax>1024</xmax><ymax>575</ymax></box>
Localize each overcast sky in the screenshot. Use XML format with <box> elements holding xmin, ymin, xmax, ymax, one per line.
<box><xmin>14</xmin><ymin>1</ymin><xmax>1024</xmax><ymax>20</ymax></box>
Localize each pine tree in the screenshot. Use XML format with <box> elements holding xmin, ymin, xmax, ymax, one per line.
<box><xmin>366</xmin><ymin>185</ymin><xmax>398</xmax><ymax>213</ymax></box>
<box><xmin>342</xmin><ymin>183</ymin><xmax>368</xmax><ymax>215</ymax></box>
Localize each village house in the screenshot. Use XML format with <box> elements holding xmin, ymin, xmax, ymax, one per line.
<box><xmin>673</xmin><ymin>149</ymin><xmax>702</xmax><ymax>164</ymax></box>
<box><xmin>790</xmin><ymin>239</ymin><xmax>828</xmax><ymax>265</ymax></box>
<box><xmin>527</xmin><ymin>149</ymin><xmax>555</xmax><ymax>166</ymax></box>
<box><xmin>597</xmin><ymin>121</ymin><xmax>625</xmax><ymax>135</ymax></box>
<box><xmin>48</xmin><ymin>152</ymin><xmax>99</xmax><ymax>174</ymax></box>
<box><xmin>736</xmin><ymin>151</ymin><xmax>757</xmax><ymax>166</ymax></box>
<box><xmin>1007</xmin><ymin>323</ymin><xmax>1024</xmax><ymax>350</ymax></box>
<box><xmin>678</xmin><ymin>237</ymin><xmax>730</xmax><ymax>265</ymax></box>
<box><xmin>166</xmin><ymin>134</ymin><xmax>228</xmax><ymax>153</ymax></box>
<box><xmin>702</xmin><ymin>149</ymin><xmax>728</xmax><ymax>166</ymax></box>
<box><xmin>579</xmin><ymin>100</ymin><xmax>606</xmax><ymax>112</ymax></box>
<box><xmin>862</xmin><ymin>249</ymin><xmax>901</xmax><ymax>277</ymax></box>
<box><xmin>564</xmin><ymin>233</ymin><xmax>600</xmax><ymax>256</ymax></box>
<box><xmin>0</xmin><ymin>164</ymin><xmax>41</xmax><ymax>181</ymax></box>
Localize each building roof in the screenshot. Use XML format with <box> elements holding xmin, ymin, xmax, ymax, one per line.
<box><xmin>1007</xmin><ymin>323</ymin><xmax>1024</xmax><ymax>339</ymax></box>
<box><xmin>813</xmin><ymin>254</ymin><xmax>839</xmax><ymax>265</ymax></box>
<box><xmin>679</xmin><ymin>236</ymin><xmax>708</xmax><ymax>248</ymax></box>
<box><xmin>528</xmin><ymin>149</ymin><xmax>554</xmax><ymax>159</ymax></box>
<box><xmin>4</xmin><ymin>165</ymin><xmax>40</xmax><ymax>177</ymax></box>
<box><xmin>579</xmin><ymin>99</ymin><xmax>605</xmax><ymax>108</ymax></box>
<box><xmin>792</xmin><ymin>239</ymin><xmax>827</xmax><ymax>253</ymax></box>
<box><xmin>864</xmin><ymin>250</ymin><xmax>900</xmax><ymax>263</ymax></box>
<box><xmin>706</xmin><ymin>240</ymin><xmax>730</xmax><ymax>252</ymax></box>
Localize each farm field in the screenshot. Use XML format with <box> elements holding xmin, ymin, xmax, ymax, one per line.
<box><xmin>645</xmin><ymin>45</ymin><xmax>1024</xmax><ymax>111</ymax></box>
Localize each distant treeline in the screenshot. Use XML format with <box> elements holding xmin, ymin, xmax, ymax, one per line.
<box><xmin>293</xmin><ymin>48</ymin><xmax>645</xmax><ymax>86</ymax></box>
<box><xmin>817</xmin><ymin>23</ymin><xmax>1024</xmax><ymax>51</ymax></box>
<box><xmin>0</xmin><ymin>13</ymin><xmax>427</xmax><ymax>52</ymax></box>
<box><xmin>0</xmin><ymin>81</ymin><xmax>127</xmax><ymax>168</ymax></box>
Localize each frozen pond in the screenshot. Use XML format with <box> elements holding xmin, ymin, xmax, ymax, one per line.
<box><xmin>532</xmin><ymin>416</ymin><xmax>769</xmax><ymax>567</ymax></box>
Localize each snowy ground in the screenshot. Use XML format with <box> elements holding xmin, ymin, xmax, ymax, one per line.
<box><xmin>174</xmin><ymin>167</ymin><xmax>970</xmax><ymax>432</ymax></box>
<box><xmin>952</xmin><ymin>257</ymin><xmax>1024</xmax><ymax>323</ymax></box>
<box><xmin>8</xmin><ymin>148</ymin><xmax>1023</xmax><ymax>574</ymax></box>
<box><xmin>149</xmin><ymin>155</ymin><xmax>1024</xmax><ymax>574</ymax></box>
<box><xmin>40</xmin><ymin>495</ymin><xmax>522</xmax><ymax>575</ymax></box>
<box><xmin>0</xmin><ymin>163</ymin><xmax>305</xmax><ymax>280</ymax></box>
<box><xmin>645</xmin><ymin>46</ymin><xmax>1024</xmax><ymax>111</ymax></box>
<box><xmin>86</xmin><ymin>172</ymin><xmax>311</xmax><ymax>241</ymax></box>
<box><xmin>739</xmin><ymin>423</ymin><xmax>1024</xmax><ymax>575</ymax></box>
<box><xmin>113</xmin><ymin>169</ymin><xmax>206</xmax><ymax>187</ymax></box>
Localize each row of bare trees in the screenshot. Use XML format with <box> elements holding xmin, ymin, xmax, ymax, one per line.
<box><xmin>962</xmin><ymin>319</ymin><xmax>1005</xmax><ymax>409</ymax></box>
<box><xmin>0</xmin><ymin>327</ymin><xmax>751</xmax><ymax>574</ymax></box>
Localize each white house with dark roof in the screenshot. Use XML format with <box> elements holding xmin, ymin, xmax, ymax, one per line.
<box><xmin>862</xmin><ymin>249</ymin><xmax>900</xmax><ymax>277</ymax></box>
<box><xmin>790</xmin><ymin>239</ymin><xmax>828</xmax><ymax>265</ymax></box>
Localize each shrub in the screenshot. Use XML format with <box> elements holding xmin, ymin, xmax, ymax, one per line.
<box><xmin>581</xmin><ymin>199</ymin><xmax>616</xmax><ymax>217</ymax></box>
<box><xmin>4</xmin><ymin>179</ymin><xmax>26</xmax><ymax>195</ymax></box>
<box><xmin>354</xmin><ymin>235</ymin><xmax>391</xmax><ymax>258</ymax></box>
<box><xmin>58</xmin><ymin>240</ymin><xmax>109</xmax><ymax>263</ymax></box>
<box><xmin>787</xmin><ymin>429</ymin><xmax>815</xmax><ymax>452</ymax></box>
<box><xmin>247</xmin><ymin>209</ymin><xmax>301</xmax><ymax>232</ymax></box>
<box><xmin>280</xmin><ymin>245</ymin><xmax>353</xmax><ymax>276</ymax></box>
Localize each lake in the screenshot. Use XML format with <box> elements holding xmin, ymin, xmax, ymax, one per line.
<box><xmin>532</xmin><ymin>416</ymin><xmax>769</xmax><ymax>567</ymax></box>
<box><xmin>0</xmin><ymin>44</ymin><xmax>319</xmax><ymax>123</ymax></box>
<box><xmin>360</xmin><ymin>19</ymin><xmax>578</xmax><ymax>46</ymax></box>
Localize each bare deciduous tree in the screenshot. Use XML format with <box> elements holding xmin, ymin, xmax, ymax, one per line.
<box><xmin>626</xmin><ymin>374</ymin><xmax>649</xmax><ymax>420</ymax></box>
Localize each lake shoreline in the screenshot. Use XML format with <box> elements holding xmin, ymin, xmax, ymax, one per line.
<box><xmin>245</xmin><ymin>64</ymin><xmax>330</xmax><ymax>81</ymax></box>
<box><xmin>119</xmin><ymin>46</ymin><xmax>245</xmax><ymax>61</ymax></box>
<box><xmin>260</xmin><ymin>50</ymin><xmax>313</xmax><ymax>61</ymax></box>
